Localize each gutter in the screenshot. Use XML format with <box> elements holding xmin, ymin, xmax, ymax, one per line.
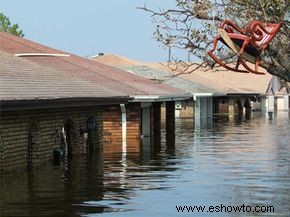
<box><xmin>226</xmin><ymin>93</ymin><xmax>265</xmax><ymax>97</ymax></box>
<box><xmin>131</xmin><ymin>94</ymin><xmax>191</xmax><ymax>102</ymax></box>
<box><xmin>120</xmin><ymin>104</ymin><xmax>127</xmax><ymax>154</ymax></box>
<box><xmin>193</xmin><ymin>93</ymin><xmax>213</xmax><ymax>101</ymax></box>
<box><xmin>0</xmin><ymin>97</ymin><xmax>131</xmax><ymax>111</ymax></box>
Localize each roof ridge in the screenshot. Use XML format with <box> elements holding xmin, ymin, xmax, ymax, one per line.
<box><xmin>0</xmin><ymin>32</ymin><xmax>68</xmax><ymax>55</ymax></box>
<box><xmin>0</xmin><ymin>32</ymin><xmax>149</xmax><ymax>95</ymax></box>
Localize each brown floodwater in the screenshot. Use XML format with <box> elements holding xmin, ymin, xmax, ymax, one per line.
<box><xmin>1</xmin><ymin>112</ymin><xmax>289</xmax><ymax>217</ymax></box>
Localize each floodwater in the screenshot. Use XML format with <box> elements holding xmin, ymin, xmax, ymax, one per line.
<box><xmin>1</xmin><ymin>112</ymin><xmax>290</xmax><ymax>217</ymax></box>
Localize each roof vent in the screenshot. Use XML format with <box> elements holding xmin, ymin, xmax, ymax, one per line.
<box><xmin>14</xmin><ymin>53</ymin><xmax>70</xmax><ymax>57</ymax></box>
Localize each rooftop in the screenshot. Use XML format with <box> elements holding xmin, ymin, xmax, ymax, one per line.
<box><xmin>92</xmin><ymin>54</ymin><xmax>272</xmax><ymax>95</ymax></box>
<box><xmin>120</xmin><ymin>65</ymin><xmax>222</xmax><ymax>95</ymax></box>
<box><xmin>0</xmin><ymin>51</ymin><xmax>129</xmax><ymax>110</ymax></box>
<box><xmin>0</xmin><ymin>32</ymin><xmax>190</xmax><ymax>102</ymax></box>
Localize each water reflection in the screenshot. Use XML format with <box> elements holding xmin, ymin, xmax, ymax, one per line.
<box><xmin>1</xmin><ymin>112</ymin><xmax>290</xmax><ymax>217</ymax></box>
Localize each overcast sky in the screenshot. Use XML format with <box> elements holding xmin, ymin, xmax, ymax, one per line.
<box><xmin>1</xmin><ymin>0</ymin><xmax>181</xmax><ymax>62</ymax></box>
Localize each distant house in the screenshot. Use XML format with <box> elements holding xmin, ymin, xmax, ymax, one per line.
<box><xmin>0</xmin><ymin>33</ymin><xmax>190</xmax><ymax>171</ymax></box>
<box><xmin>93</xmin><ymin>54</ymin><xmax>288</xmax><ymax>123</ymax></box>
<box><xmin>92</xmin><ymin>55</ymin><xmax>218</xmax><ymax>129</ymax></box>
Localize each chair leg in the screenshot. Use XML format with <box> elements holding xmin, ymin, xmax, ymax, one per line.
<box><xmin>208</xmin><ymin>51</ymin><xmax>248</xmax><ymax>73</ymax></box>
<box><xmin>208</xmin><ymin>37</ymin><xmax>220</xmax><ymax>55</ymax></box>
<box><xmin>238</xmin><ymin>41</ymin><xmax>265</xmax><ymax>75</ymax></box>
<box><xmin>235</xmin><ymin>59</ymin><xmax>241</xmax><ymax>70</ymax></box>
<box><xmin>208</xmin><ymin>37</ymin><xmax>248</xmax><ymax>73</ymax></box>
<box><xmin>255</xmin><ymin>56</ymin><xmax>260</xmax><ymax>72</ymax></box>
<box><xmin>238</xmin><ymin>56</ymin><xmax>265</xmax><ymax>74</ymax></box>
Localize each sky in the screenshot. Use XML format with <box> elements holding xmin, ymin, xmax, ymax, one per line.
<box><xmin>1</xmin><ymin>0</ymin><xmax>179</xmax><ymax>62</ymax></box>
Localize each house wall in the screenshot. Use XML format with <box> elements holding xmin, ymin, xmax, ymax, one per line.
<box><xmin>277</xmin><ymin>95</ymin><xmax>290</xmax><ymax>111</ymax></box>
<box><xmin>180</xmin><ymin>99</ymin><xmax>194</xmax><ymax>118</ymax></box>
<box><xmin>0</xmin><ymin>106</ymin><xmax>103</xmax><ymax>172</ymax></box>
<box><xmin>251</xmin><ymin>96</ymin><xmax>266</xmax><ymax>111</ymax></box>
<box><xmin>214</xmin><ymin>98</ymin><xmax>229</xmax><ymax>114</ymax></box>
<box><xmin>161</xmin><ymin>100</ymin><xmax>194</xmax><ymax>119</ymax></box>
<box><xmin>126</xmin><ymin>103</ymin><xmax>141</xmax><ymax>152</ymax></box>
<box><xmin>265</xmin><ymin>95</ymin><xmax>289</xmax><ymax>111</ymax></box>
<box><xmin>103</xmin><ymin>105</ymin><xmax>122</xmax><ymax>154</ymax></box>
<box><xmin>103</xmin><ymin>103</ymin><xmax>141</xmax><ymax>154</ymax></box>
<box><xmin>214</xmin><ymin>97</ymin><xmax>245</xmax><ymax>114</ymax></box>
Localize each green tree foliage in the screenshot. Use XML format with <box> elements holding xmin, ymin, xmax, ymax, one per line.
<box><xmin>0</xmin><ymin>13</ymin><xmax>24</xmax><ymax>37</ymax></box>
<box><xmin>140</xmin><ymin>0</ymin><xmax>290</xmax><ymax>81</ymax></box>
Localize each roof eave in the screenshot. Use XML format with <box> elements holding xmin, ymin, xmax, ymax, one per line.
<box><xmin>0</xmin><ymin>97</ymin><xmax>131</xmax><ymax>111</ymax></box>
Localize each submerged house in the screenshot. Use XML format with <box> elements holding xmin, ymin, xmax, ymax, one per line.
<box><xmin>93</xmin><ymin>54</ymin><xmax>280</xmax><ymax>122</ymax></box>
<box><xmin>93</xmin><ymin>54</ymin><xmax>220</xmax><ymax>129</ymax></box>
<box><xmin>0</xmin><ymin>51</ymin><xmax>130</xmax><ymax>171</ymax></box>
<box><xmin>266</xmin><ymin>76</ymin><xmax>290</xmax><ymax>112</ymax></box>
<box><xmin>162</xmin><ymin>64</ymin><xmax>290</xmax><ymax>116</ymax></box>
<box><xmin>0</xmin><ymin>33</ymin><xmax>189</xmax><ymax>171</ymax></box>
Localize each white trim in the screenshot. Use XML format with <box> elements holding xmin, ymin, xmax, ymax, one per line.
<box><xmin>133</xmin><ymin>95</ymin><xmax>160</xmax><ymax>100</ymax></box>
<box><xmin>193</xmin><ymin>93</ymin><xmax>213</xmax><ymax>101</ymax></box>
<box><xmin>132</xmin><ymin>95</ymin><xmax>191</xmax><ymax>102</ymax></box>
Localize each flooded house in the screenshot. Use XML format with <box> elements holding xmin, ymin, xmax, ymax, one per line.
<box><xmin>93</xmin><ymin>54</ymin><xmax>219</xmax><ymax>129</ymax></box>
<box><xmin>266</xmin><ymin>76</ymin><xmax>290</xmax><ymax>114</ymax></box>
<box><xmin>0</xmin><ymin>51</ymin><xmax>130</xmax><ymax>171</ymax></box>
<box><xmin>148</xmin><ymin>62</ymin><xmax>289</xmax><ymax>116</ymax></box>
<box><xmin>0</xmin><ymin>32</ymin><xmax>190</xmax><ymax>171</ymax></box>
<box><xmin>93</xmin><ymin>54</ymin><xmax>289</xmax><ymax>123</ymax></box>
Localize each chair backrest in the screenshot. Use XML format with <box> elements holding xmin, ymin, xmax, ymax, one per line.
<box><xmin>245</xmin><ymin>21</ymin><xmax>283</xmax><ymax>49</ymax></box>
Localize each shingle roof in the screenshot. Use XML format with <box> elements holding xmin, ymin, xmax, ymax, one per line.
<box><xmin>0</xmin><ymin>32</ymin><xmax>190</xmax><ymax>101</ymax></box>
<box><xmin>119</xmin><ymin>65</ymin><xmax>221</xmax><ymax>95</ymax></box>
<box><xmin>92</xmin><ymin>54</ymin><xmax>272</xmax><ymax>95</ymax></box>
<box><xmin>0</xmin><ymin>51</ymin><xmax>127</xmax><ymax>101</ymax></box>
<box><xmin>148</xmin><ymin>62</ymin><xmax>272</xmax><ymax>95</ymax></box>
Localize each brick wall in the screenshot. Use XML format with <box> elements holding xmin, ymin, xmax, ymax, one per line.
<box><xmin>0</xmin><ymin>106</ymin><xmax>103</xmax><ymax>172</ymax></box>
<box><xmin>126</xmin><ymin>103</ymin><xmax>141</xmax><ymax>153</ymax></box>
<box><xmin>103</xmin><ymin>103</ymin><xmax>141</xmax><ymax>154</ymax></box>
<box><xmin>103</xmin><ymin>105</ymin><xmax>122</xmax><ymax>154</ymax></box>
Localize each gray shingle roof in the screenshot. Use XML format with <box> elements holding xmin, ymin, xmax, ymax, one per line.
<box><xmin>0</xmin><ymin>51</ymin><xmax>127</xmax><ymax>101</ymax></box>
<box><xmin>120</xmin><ymin>65</ymin><xmax>222</xmax><ymax>95</ymax></box>
<box><xmin>0</xmin><ymin>32</ymin><xmax>190</xmax><ymax>101</ymax></box>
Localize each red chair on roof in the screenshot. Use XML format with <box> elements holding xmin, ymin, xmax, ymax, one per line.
<box><xmin>208</xmin><ymin>20</ymin><xmax>283</xmax><ymax>74</ymax></box>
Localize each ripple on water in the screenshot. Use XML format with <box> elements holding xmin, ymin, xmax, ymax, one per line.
<box><xmin>1</xmin><ymin>113</ymin><xmax>290</xmax><ymax>217</ymax></box>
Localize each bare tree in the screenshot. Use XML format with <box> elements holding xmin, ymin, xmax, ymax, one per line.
<box><xmin>139</xmin><ymin>0</ymin><xmax>290</xmax><ymax>81</ymax></box>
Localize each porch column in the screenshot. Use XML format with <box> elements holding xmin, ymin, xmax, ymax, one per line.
<box><xmin>284</xmin><ymin>95</ymin><xmax>289</xmax><ymax>111</ymax></box>
<box><xmin>261</xmin><ymin>97</ymin><xmax>267</xmax><ymax>112</ymax></box>
<box><xmin>244</xmin><ymin>98</ymin><xmax>251</xmax><ymax>119</ymax></box>
<box><xmin>141</xmin><ymin>102</ymin><xmax>152</xmax><ymax>158</ymax></box>
<box><xmin>228</xmin><ymin>98</ymin><xmax>235</xmax><ymax>117</ymax></box>
<box><xmin>141</xmin><ymin>103</ymin><xmax>151</xmax><ymax>138</ymax></box>
<box><xmin>151</xmin><ymin>102</ymin><xmax>161</xmax><ymax>153</ymax></box>
<box><xmin>213</xmin><ymin>98</ymin><xmax>219</xmax><ymax>114</ymax></box>
<box><xmin>166</xmin><ymin>101</ymin><xmax>175</xmax><ymax>147</ymax></box>
<box><xmin>206</xmin><ymin>97</ymin><xmax>213</xmax><ymax>118</ymax></box>
<box><xmin>194</xmin><ymin>95</ymin><xmax>213</xmax><ymax>129</ymax></box>
<box><xmin>267</xmin><ymin>95</ymin><xmax>275</xmax><ymax>119</ymax></box>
